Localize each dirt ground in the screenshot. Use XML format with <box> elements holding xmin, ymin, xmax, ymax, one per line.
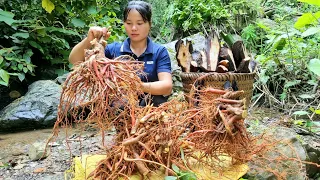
<box><xmin>0</xmin><ymin>126</ymin><xmax>115</xmax><ymax>180</ymax></box>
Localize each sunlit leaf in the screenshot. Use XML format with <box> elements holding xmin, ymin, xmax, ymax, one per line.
<box><xmin>71</xmin><ymin>18</ymin><xmax>85</xmax><ymax>28</ymax></box>
<box><xmin>301</xmin><ymin>26</ymin><xmax>320</xmax><ymax>37</ymax></box>
<box><xmin>307</xmin><ymin>79</ymin><xmax>318</xmax><ymax>86</ymax></box>
<box><xmin>284</xmin><ymin>80</ymin><xmax>301</xmax><ymax>88</ymax></box>
<box><xmin>308</xmin><ymin>58</ymin><xmax>320</xmax><ymax>76</ymax></box>
<box><xmin>298</xmin><ymin>0</ymin><xmax>320</xmax><ymax>6</ymax></box>
<box><xmin>293</xmin><ymin>111</ymin><xmax>309</xmax><ymax>116</ymax></box>
<box><xmin>17</xmin><ymin>73</ymin><xmax>25</xmax><ymax>82</ymax></box>
<box><xmin>23</xmin><ymin>67</ymin><xmax>28</xmax><ymax>73</ymax></box>
<box><xmin>299</xmin><ymin>94</ymin><xmax>315</xmax><ymax>99</ymax></box>
<box><xmin>165</xmin><ymin>176</ymin><xmax>177</xmax><ymax>180</ymax></box>
<box><xmin>294</xmin><ymin>11</ymin><xmax>320</xmax><ymax>29</ymax></box>
<box><xmin>309</xmin><ymin>107</ymin><xmax>320</xmax><ymax>114</ymax></box>
<box><xmin>18</xmin><ymin>64</ymin><xmax>23</xmax><ymax>70</ymax></box>
<box><xmin>0</xmin><ymin>69</ymin><xmax>9</xmax><ymax>86</ymax></box>
<box><xmin>12</xmin><ymin>32</ymin><xmax>29</xmax><ymax>39</ymax></box>
<box><xmin>42</xmin><ymin>0</ymin><xmax>55</xmax><ymax>14</ymax></box>
<box><xmin>0</xmin><ymin>10</ymin><xmax>16</xmax><ymax>25</ymax></box>
<box><xmin>27</xmin><ymin>64</ymin><xmax>33</xmax><ymax>72</ymax></box>
<box><xmin>293</xmin><ymin>120</ymin><xmax>305</xmax><ymax>126</ymax></box>
<box><xmin>0</xmin><ymin>56</ymin><xmax>3</xmax><ymax>64</ymax></box>
<box><xmin>172</xmin><ymin>164</ymin><xmax>180</xmax><ymax>173</ymax></box>
<box><xmin>45</xmin><ymin>27</ymin><xmax>80</xmax><ymax>36</ymax></box>
<box><xmin>280</xmin><ymin>92</ymin><xmax>287</xmax><ymax>101</ymax></box>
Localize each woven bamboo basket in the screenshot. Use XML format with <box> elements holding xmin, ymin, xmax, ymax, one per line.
<box><xmin>180</xmin><ymin>72</ymin><xmax>256</xmax><ymax>103</ymax></box>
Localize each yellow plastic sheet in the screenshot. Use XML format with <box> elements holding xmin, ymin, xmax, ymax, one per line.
<box><xmin>67</xmin><ymin>154</ymin><xmax>248</xmax><ymax>180</ymax></box>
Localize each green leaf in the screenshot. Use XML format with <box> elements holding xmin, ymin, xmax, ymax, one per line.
<box><xmin>23</xmin><ymin>67</ymin><xmax>28</xmax><ymax>73</ymax></box>
<box><xmin>71</xmin><ymin>18</ymin><xmax>85</xmax><ymax>28</ymax></box>
<box><xmin>294</xmin><ymin>11</ymin><xmax>320</xmax><ymax>29</ymax></box>
<box><xmin>45</xmin><ymin>27</ymin><xmax>80</xmax><ymax>36</ymax></box>
<box><xmin>55</xmin><ymin>69</ymin><xmax>68</xmax><ymax>76</ymax></box>
<box><xmin>284</xmin><ymin>80</ymin><xmax>301</xmax><ymax>88</ymax></box>
<box><xmin>12</xmin><ymin>32</ymin><xmax>29</xmax><ymax>39</ymax></box>
<box><xmin>306</xmin><ymin>120</ymin><xmax>313</xmax><ymax>127</ymax></box>
<box><xmin>172</xmin><ymin>164</ymin><xmax>180</xmax><ymax>173</ymax></box>
<box><xmin>299</xmin><ymin>94</ymin><xmax>315</xmax><ymax>99</ymax></box>
<box><xmin>272</xmin><ymin>37</ymin><xmax>286</xmax><ymax>52</ymax></box>
<box><xmin>0</xmin><ymin>56</ymin><xmax>3</xmax><ymax>64</ymax></box>
<box><xmin>42</xmin><ymin>0</ymin><xmax>55</xmax><ymax>14</ymax></box>
<box><xmin>308</xmin><ymin>58</ymin><xmax>320</xmax><ymax>76</ymax></box>
<box><xmin>23</xmin><ymin>49</ymin><xmax>33</xmax><ymax>63</ymax></box>
<box><xmin>309</xmin><ymin>107</ymin><xmax>320</xmax><ymax>114</ymax></box>
<box><xmin>0</xmin><ymin>48</ymin><xmax>10</xmax><ymax>55</ymax></box>
<box><xmin>293</xmin><ymin>120</ymin><xmax>305</xmax><ymax>126</ymax></box>
<box><xmin>18</xmin><ymin>64</ymin><xmax>23</xmax><ymax>70</ymax></box>
<box><xmin>17</xmin><ymin>73</ymin><xmax>25</xmax><ymax>82</ymax></box>
<box><xmin>301</xmin><ymin>26</ymin><xmax>320</xmax><ymax>37</ymax></box>
<box><xmin>180</xmin><ymin>172</ymin><xmax>197</xmax><ymax>180</ymax></box>
<box><xmin>27</xmin><ymin>64</ymin><xmax>33</xmax><ymax>72</ymax></box>
<box><xmin>298</xmin><ymin>0</ymin><xmax>320</xmax><ymax>6</ymax></box>
<box><xmin>0</xmin><ymin>10</ymin><xmax>16</xmax><ymax>25</ymax></box>
<box><xmin>87</xmin><ymin>6</ymin><xmax>98</xmax><ymax>15</ymax></box>
<box><xmin>280</xmin><ymin>92</ymin><xmax>287</xmax><ymax>100</ymax></box>
<box><xmin>0</xmin><ymin>69</ymin><xmax>10</xmax><ymax>86</ymax></box>
<box><xmin>164</xmin><ymin>176</ymin><xmax>178</xmax><ymax>180</ymax></box>
<box><xmin>292</xmin><ymin>111</ymin><xmax>309</xmax><ymax>116</ymax></box>
<box><xmin>29</xmin><ymin>41</ymin><xmax>44</xmax><ymax>54</ymax></box>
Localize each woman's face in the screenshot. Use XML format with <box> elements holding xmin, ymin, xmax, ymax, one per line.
<box><xmin>124</xmin><ymin>9</ymin><xmax>150</xmax><ymax>43</ymax></box>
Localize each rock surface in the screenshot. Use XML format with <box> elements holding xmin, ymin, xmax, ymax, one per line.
<box><xmin>0</xmin><ymin>80</ymin><xmax>61</xmax><ymax>131</ymax></box>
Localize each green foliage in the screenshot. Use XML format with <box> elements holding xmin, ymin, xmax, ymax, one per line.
<box><xmin>298</xmin><ymin>0</ymin><xmax>320</xmax><ymax>6</ymax></box>
<box><xmin>250</xmin><ymin>0</ymin><xmax>320</xmax><ymax>113</ymax></box>
<box><xmin>0</xmin><ymin>47</ymin><xmax>35</xmax><ymax>86</ymax></box>
<box><xmin>241</xmin><ymin>24</ymin><xmax>259</xmax><ymax>52</ymax></box>
<box><xmin>146</xmin><ymin>0</ymin><xmax>175</xmax><ymax>43</ymax></box>
<box><xmin>165</xmin><ymin>164</ymin><xmax>197</xmax><ymax>180</ymax></box>
<box><xmin>169</xmin><ymin>0</ymin><xmax>260</xmax><ymax>37</ymax></box>
<box><xmin>294</xmin><ymin>11</ymin><xmax>320</xmax><ymax>29</ymax></box>
<box><xmin>308</xmin><ymin>58</ymin><xmax>320</xmax><ymax>76</ymax></box>
<box><xmin>42</xmin><ymin>0</ymin><xmax>55</xmax><ymax>13</ymax></box>
<box><xmin>0</xmin><ymin>0</ymin><xmax>126</xmax><ymax>86</ymax></box>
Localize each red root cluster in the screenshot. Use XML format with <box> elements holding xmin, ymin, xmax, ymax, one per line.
<box><xmin>51</xmin><ymin>38</ymin><xmax>318</xmax><ymax>180</ymax></box>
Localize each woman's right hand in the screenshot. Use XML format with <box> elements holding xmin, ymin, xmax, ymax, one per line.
<box><xmin>87</xmin><ymin>26</ymin><xmax>111</xmax><ymax>42</ymax></box>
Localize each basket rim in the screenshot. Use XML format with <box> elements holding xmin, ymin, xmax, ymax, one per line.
<box><xmin>180</xmin><ymin>72</ymin><xmax>256</xmax><ymax>81</ymax></box>
<box><xmin>180</xmin><ymin>72</ymin><xmax>256</xmax><ymax>76</ymax></box>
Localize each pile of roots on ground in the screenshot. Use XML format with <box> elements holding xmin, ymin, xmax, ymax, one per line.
<box><xmin>51</xmin><ymin>38</ymin><xmax>317</xmax><ymax>179</ymax></box>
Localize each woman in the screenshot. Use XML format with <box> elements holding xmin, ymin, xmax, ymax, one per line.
<box><xmin>69</xmin><ymin>1</ymin><xmax>172</xmax><ymax>107</ymax></box>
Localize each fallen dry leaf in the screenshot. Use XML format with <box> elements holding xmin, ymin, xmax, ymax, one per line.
<box><xmin>34</xmin><ymin>167</ymin><xmax>46</xmax><ymax>173</ymax></box>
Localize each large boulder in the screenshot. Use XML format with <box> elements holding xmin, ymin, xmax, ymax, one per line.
<box><xmin>300</xmin><ymin>134</ymin><xmax>320</xmax><ymax>178</ymax></box>
<box><xmin>0</xmin><ymin>80</ymin><xmax>61</xmax><ymax>131</ymax></box>
<box><xmin>246</xmin><ymin>123</ymin><xmax>307</xmax><ymax>180</ymax></box>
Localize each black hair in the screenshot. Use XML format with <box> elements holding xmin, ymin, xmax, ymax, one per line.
<box><xmin>123</xmin><ymin>1</ymin><xmax>152</xmax><ymax>24</ymax></box>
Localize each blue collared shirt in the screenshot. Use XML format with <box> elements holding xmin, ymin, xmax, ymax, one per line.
<box><xmin>104</xmin><ymin>37</ymin><xmax>171</xmax><ymax>82</ymax></box>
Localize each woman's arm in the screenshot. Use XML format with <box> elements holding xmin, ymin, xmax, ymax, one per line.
<box><xmin>69</xmin><ymin>37</ymin><xmax>91</xmax><ymax>66</ymax></box>
<box><xmin>142</xmin><ymin>72</ymin><xmax>172</xmax><ymax>95</ymax></box>
<box><xmin>69</xmin><ymin>27</ymin><xmax>110</xmax><ymax>65</ymax></box>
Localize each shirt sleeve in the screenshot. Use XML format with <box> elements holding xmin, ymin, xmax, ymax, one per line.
<box><xmin>104</xmin><ymin>44</ymin><xmax>113</xmax><ymax>59</ymax></box>
<box><xmin>157</xmin><ymin>47</ymin><xmax>172</xmax><ymax>74</ymax></box>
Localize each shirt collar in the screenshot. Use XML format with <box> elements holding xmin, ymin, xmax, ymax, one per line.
<box><xmin>120</xmin><ymin>37</ymin><xmax>154</xmax><ymax>55</ymax></box>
